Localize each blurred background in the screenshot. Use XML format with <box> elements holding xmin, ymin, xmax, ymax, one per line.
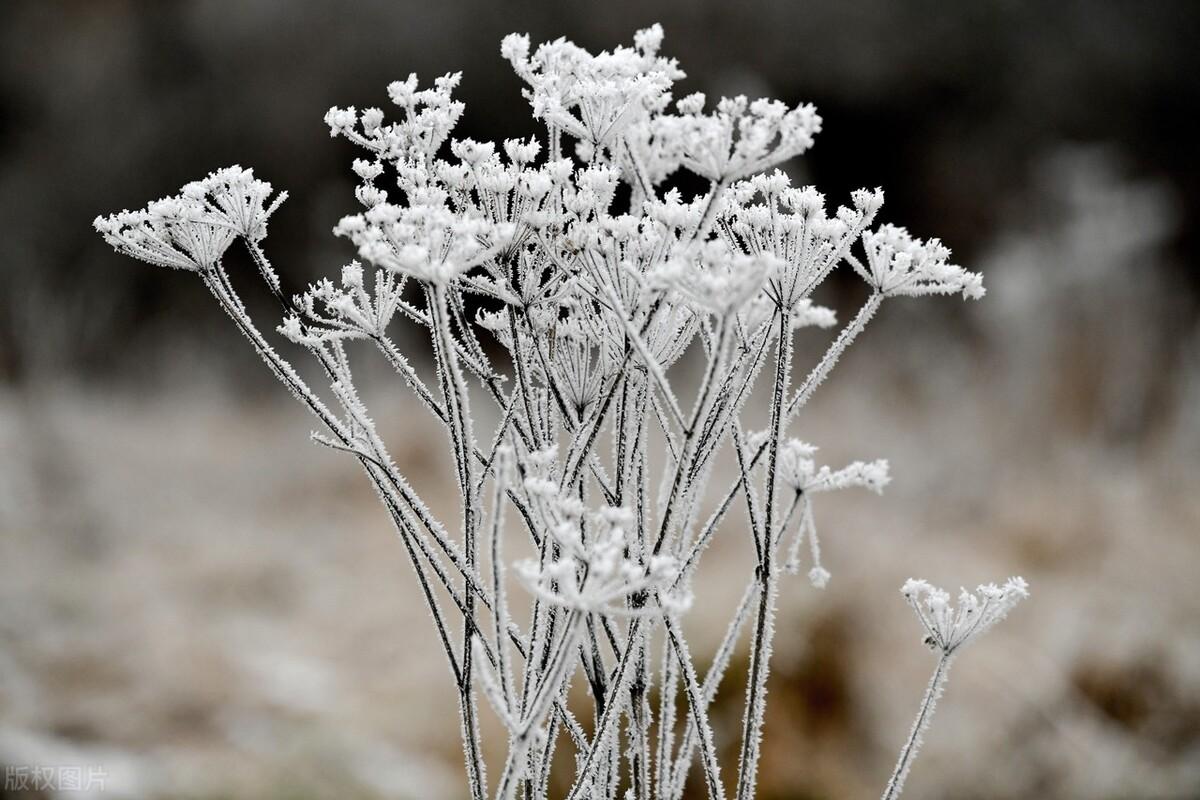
<box><xmin>1</xmin><ymin>1</ymin><xmax>1198</xmax><ymax>798</ymax></box>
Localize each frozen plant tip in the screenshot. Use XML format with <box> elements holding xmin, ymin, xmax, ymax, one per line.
<box><xmin>96</xmin><ymin>23</ymin><xmax>1012</xmax><ymax>800</ymax></box>
<box><xmin>777</xmin><ymin>440</ymin><xmax>891</xmax><ymax>587</ymax></box>
<box><xmin>902</xmin><ymin>576</ymin><xmax>1029</xmax><ymax>655</ymax></box>
<box><xmin>881</xmin><ymin>578</ymin><xmax>1030</xmax><ymax>800</ymax></box>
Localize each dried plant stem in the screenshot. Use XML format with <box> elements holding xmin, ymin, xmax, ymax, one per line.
<box><xmin>735</xmin><ymin>310</ymin><xmax>793</xmax><ymax>800</ymax></box>
<box><xmin>881</xmin><ymin>652</ymin><xmax>954</xmax><ymax>800</ymax></box>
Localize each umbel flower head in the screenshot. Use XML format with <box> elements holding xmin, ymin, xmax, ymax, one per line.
<box><xmin>502</xmin><ymin>23</ymin><xmax>683</xmax><ymax>151</ymax></box>
<box><xmin>93</xmin><ymin>165</ymin><xmax>287</xmax><ymax>271</ymax></box>
<box><xmin>778</xmin><ymin>439</ymin><xmax>890</xmax><ymax>494</ymax></box>
<box><xmin>93</xmin><ymin>196</ymin><xmax>234</xmax><ymax>272</ymax></box>
<box><xmin>333</xmin><ymin>197</ymin><xmax>515</xmax><ymax>285</ymax></box>
<box><xmin>184</xmin><ymin>165</ymin><xmax>288</xmax><ymax>243</ymax></box>
<box><xmin>667</xmin><ymin>93</ymin><xmax>823</xmax><ymax>182</ymax></box>
<box><xmin>653</xmin><ymin>240</ymin><xmax>781</xmax><ymax>316</ymax></box>
<box><xmin>773</xmin><ymin>439</ymin><xmax>891</xmax><ymax>588</ymax></box>
<box><xmin>853</xmin><ymin>224</ymin><xmax>985</xmax><ymax>299</ymax></box>
<box><xmin>901</xmin><ymin>577</ymin><xmax>1029</xmax><ymax>655</ymax></box>
<box><xmin>514</xmin><ymin>495</ymin><xmax>691</xmax><ymax>617</ymax></box>
<box><xmin>280</xmin><ymin>261</ymin><xmax>405</xmax><ymax>344</ymax></box>
<box><xmin>324</xmin><ymin>72</ymin><xmax>465</xmax><ymax>162</ymax></box>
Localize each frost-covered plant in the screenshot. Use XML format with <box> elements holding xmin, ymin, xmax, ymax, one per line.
<box><xmin>882</xmin><ymin>578</ymin><xmax>1030</xmax><ymax>800</ymax></box>
<box><xmin>96</xmin><ymin>25</ymin><xmax>1025</xmax><ymax>800</ymax></box>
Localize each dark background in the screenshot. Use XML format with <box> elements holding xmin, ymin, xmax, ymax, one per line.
<box><xmin>1</xmin><ymin>0</ymin><xmax>1197</xmax><ymax>383</ymax></box>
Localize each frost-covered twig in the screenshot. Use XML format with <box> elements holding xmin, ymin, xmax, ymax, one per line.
<box><xmin>881</xmin><ymin>578</ymin><xmax>1029</xmax><ymax>800</ymax></box>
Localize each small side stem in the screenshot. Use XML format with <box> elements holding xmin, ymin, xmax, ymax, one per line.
<box><xmin>880</xmin><ymin>652</ymin><xmax>954</xmax><ymax>800</ymax></box>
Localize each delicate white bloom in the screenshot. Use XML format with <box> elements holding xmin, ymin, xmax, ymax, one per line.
<box><xmin>901</xmin><ymin>577</ymin><xmax>1030</xmax><ymax>654</ymax></box>
<box><xmin>334</xmin><ymin>199</ymin><xmax>514</xmax><ymax>284</ymax></box>
<box><xmin>778</xmin><ymin>440</ymin><xmax>890</xmax><ymax>494</ymax></box>
<box><xmin>653</xmin><ymin>241</ymin><xmax>780</xmax><ymax>315</ymax></box>
<box><xmin>515</xmin><ymin>502</ymin><xmax>691</xmax><ymax>617</ymax></box>
<box><xmin>503</xmin><ymin>25</ymin><xmax>684</xmax><ymax>150</ymax></box>
<box><xmin>668</xmin><ymin>95</ymin><xmax>822</xmax><ymax>182</ymax></box>
<box><xmin>854</xmin><ymin>224</ymin><xmax>986</xmax><ymax>299</ymax></box>
<box><xmin>94</xmin><ymin>194</ymin><xmax>235</xmax><ymax>272</ymax></box>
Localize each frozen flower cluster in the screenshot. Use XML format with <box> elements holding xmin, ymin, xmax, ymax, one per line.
<box><xmin>502</xmin><ymin>24</ymin><xmax>682</xmax><ymax>155</ymax></box>
<box><xmin>855</xmin><ymin>223</ymin><xmax>986</xmax><ymax>299</ymax></box>
<box><xmin>778</xmin><ymin>439</ymin><xmax>890</xmax><ymax>494</ymax></box>
<box><xmin>772</xmin><ymin>439</ymin><xmax>892</xmax><ymax>588</ymax></box>
<box><xmin>514</xmin><ymin>499</ymin><xmax>691</xmax><ymax>617</ymax></box>
<box><xmin>95</xmin><ymin>24</ymin><xmax>1024</xmax><ymax>800</ymax></box>
<box><xmin>901</xmin><ymin>577</ymin><xmax>1030</xmax><ymax>655</ymax></box>
<box><xmin>93</xmin><ymin>166</ymin><xmax>286</xmax><ymax>273</ymax></box>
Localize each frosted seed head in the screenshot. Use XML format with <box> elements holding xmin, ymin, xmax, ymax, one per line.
<box><xmin>676</xmin><ymin>92</ymin><xmax>706</xmax><ymax>115</ymax></box>
<box><xmin>355</xmin><ymin>185</ymin><xmax>387</xmax><ymax>208</ymax></box>
<box><xmin>503</xmin><ymin>136</ymin><xmax>541</xmax><ymax>165</ymax></box>
<box><xmin>633</xmin><ymin>23</ymin><xmax>664</xmax><ymax>54</ymax></box>
<box><xmin>340</xmin><ymin>261</ymin><xmax>364</xmax><ymax>288</ymax></box>
<box><xmin>852</xmin><ymin>186</ymin><xmax>885</xmax><ymax>216</ymax></box>
<box><xmin>861</xmin><ymin>223</ymin><xmax>985</xmax><ymax>299</ymax></box>
<box><xmin>352</xmin><ymin>159</ymin><xmax>384</xmax><ymax>182</ymax></box>
<box><xmin>324</xmin><ymin>106</ymin><xmax>357</xmax><ymax>136</ymax></box>
<box><xmin>96</xmin><ymin>32</ymin><xmax>1003</xmax><ymax>791</ymax></box>
<box><xmin>451</xmin><ymin>138</ymin><xmax>495</xmax><ymax>166</ymax></box>
<box><xmin>790</xmin><ymin>299</ymin><xmax>838</xmax><ymax>330</ymax></box>
<box><xmin>95</xmin><ymin>186</ymin><xmax>239</xmax><ymax>271</ymax></box>
<box><xmin>360</xmin><ymin>108</ymin><xmax>384</xmax><ymax>135</ymax></box>
<box><xmin>500</xmin><ymin>33</ymin><xmax>531</xmax><ymax>69</ymax></box>
<box><xmin>901</xmin><ymin>576</ymin><xmax>1030</xmax><ymax>654</ymax></box>
<box><xmin>387</xmin><ymin>74</ymin><xmax>419</xmax><ymax>106</ymax></box>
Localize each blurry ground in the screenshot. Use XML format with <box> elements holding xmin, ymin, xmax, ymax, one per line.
<box><xmin>1</xmin><ymin>149</ymin><xmax>1198</xmax><ymax>799</ymax></box>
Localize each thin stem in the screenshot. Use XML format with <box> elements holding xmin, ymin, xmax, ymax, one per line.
<box><xmin>735</xmin><ymin>310</ymin><xmax>792</xmax><ymax>800</ymax></box>
<box><xmin>880</xmin><ymin>653</ymin><xmax>954</xmax><ymax>800</ymax></box>
<box><xmin>674</xmin><ymin>294</ymin><xmax>881</xmax><ymax>591</ymax></box>
<box><xmin>663</xmin><ymin>616</ymin><xmax>726</xmax><ymax>800</ymax></box>
<box><xmin>564</xmin><ymin>617</ymin><xmax>642</xmax><ymax>800</ymax></box>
